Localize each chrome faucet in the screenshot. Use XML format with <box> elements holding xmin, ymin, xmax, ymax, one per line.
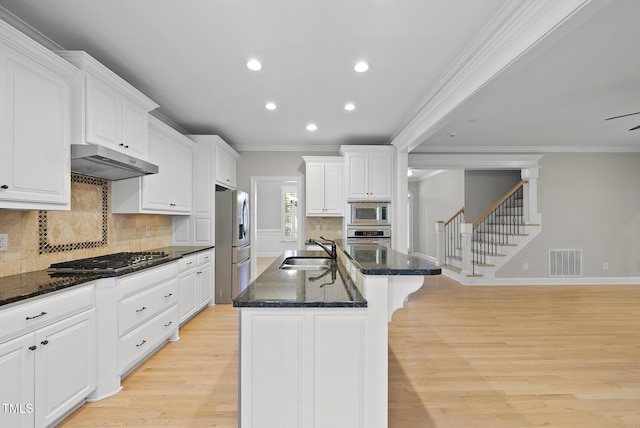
<box><xmin>308</xmin><ymin>236</ymin><xmax>337</xmax><ymax>260</ymax></box>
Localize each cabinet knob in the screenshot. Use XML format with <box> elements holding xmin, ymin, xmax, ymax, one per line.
<box><xmin>0</xmin><ymin>184</ymin><xmax>8</xmax><ymax>189</ymax></box>
<box><xmin>29</xmin><ymin>345</ymin><xmax>37</xmax><ymax>351</ymax></box>
<box><xmin>41</xmin><ymin>340</ymin><xmax>49</xmax><ymax>346</ymax></box>
<box><xmin>119</xmin><ymin>143</ymin><xmax>124</xmax><ymax>147</ymax></box>
<box><xmin>124</xmin><ymin>145</ymin><xmax>129</xmax><ymax>149</ymax></box>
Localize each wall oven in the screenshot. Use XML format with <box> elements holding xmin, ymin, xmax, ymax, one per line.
<box><xmin>346</xmin><ymin>226</ymin><xmax>391</xmax><ymax>248</ymax></box>
<box><xmin>347</xmin><ymin>202</ymin><xmax>390</xmax><ymax>226</ymax></box>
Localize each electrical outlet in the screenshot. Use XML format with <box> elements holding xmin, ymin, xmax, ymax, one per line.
<box><xmin>315</xmin><ymin>224</ymin><xmax>320</xmax><ymax>232</ymax></box>
<box><xmin>0</xmin><ymin>234</ymin><xmax>7</xmax><ymax>252</ymax></box>
<box><xmin>145</xmin><ymin>227</ymin><xmax>151</xmax><ymax>237</ymax></box>
<box><xmin>523</xmin><ymin>263</ymin><xmax>528</xmax><ymax>270</ymax></box>
<box><xmin>603</xmin><ymin>262</ymin><xmax>609</xmax><ymax>270</ymax></box>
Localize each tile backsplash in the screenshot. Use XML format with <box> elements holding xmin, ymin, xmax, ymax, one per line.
<box><xmin>306</xmin><ymin>217</ymin><xmax>343</xmax><ymax>241</ymax></box>
<box><xmin>0</xmin><ymin>175</ymin><xmax>171</xmax><ymax>276</ymax></box>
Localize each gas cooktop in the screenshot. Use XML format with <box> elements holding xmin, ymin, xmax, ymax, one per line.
<box><xmin>48</xmin><ymin>251</ymin><xmax>170</xmax><ymax>274</ymax></box>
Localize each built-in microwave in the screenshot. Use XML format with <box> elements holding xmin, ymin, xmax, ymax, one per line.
<box><xmin>347</xmin><ymin>202</ymin><xmax>391</xmax><ymax>226</ymax></box>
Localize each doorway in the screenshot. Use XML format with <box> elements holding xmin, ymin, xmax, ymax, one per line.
<box><xmin>250</xmin><ymin>176</ymin><xmax>303</xmax><ymax>280</ymax></box>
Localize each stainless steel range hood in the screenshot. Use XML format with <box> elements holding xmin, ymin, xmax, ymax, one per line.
<box><xmin>71</xmin><ymin>144</ymin><xmax>159</xmax><ymax>181</ymax></box>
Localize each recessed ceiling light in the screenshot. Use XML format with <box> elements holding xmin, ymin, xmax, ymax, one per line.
<box><xmin>344</xmin><ymin>103</ymin><xmax>356</xmax><ymax>111</ymax></box>
<box><xmin>354</xmin><ymin>61</ymin><xmax>369</xmax><ymax>73</ymax></box>
<box><xmin>246</xmin><ymin>59</ymin><xmax>262</xmax><ymax>71</ymax></box>
<box><xmin>306</xmin><ymin>123</ymin><xmax>318</xmax><ymax>132</ymax></box>
<box><xmin>265</xmin><ymin>102</ymin><xmax>277</xmax><ymax>110</ymax></box>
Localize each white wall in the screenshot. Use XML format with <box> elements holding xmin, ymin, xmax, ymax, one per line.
<box><xmin>412</xmin><ymin>170</ymin><xmax>464</xmax><ymax>259</ymax></box>
<box><xmin>498</xmin><ymin>152</ymin><xmax>640</xmax><ymax>279</ymax></box>
<box><xmin>464</xmin><ymin>170</ymin><xmax>521</xmax><ymax>222</ymax></box>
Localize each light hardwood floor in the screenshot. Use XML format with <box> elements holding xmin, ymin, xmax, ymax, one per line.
<box><xmin>60</xmin><ymin>275</ymin><xmax>640</xmax><ymax>427</ymax></box>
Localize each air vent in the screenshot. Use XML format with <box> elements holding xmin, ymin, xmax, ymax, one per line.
<box><xmin>548</xmin><ymin>249</ymin><xmax>582</xmax><ymax>277</ymax></box>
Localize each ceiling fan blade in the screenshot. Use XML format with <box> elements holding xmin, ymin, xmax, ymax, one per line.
<box><xmin>628</xmin><ymin>124</ymin><xmax>640</xmax><ymax>131</ymax></box>
<box><xmin>605</xmin><ymin>111</ymin><xmax>640</xmax><ymax>121</ymax></box>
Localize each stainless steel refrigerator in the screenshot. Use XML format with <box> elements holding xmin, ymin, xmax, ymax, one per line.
<box><xmin>215</xmin><ymin>189</ymin><xmax>251</xmax><ymax>303</ymax></box>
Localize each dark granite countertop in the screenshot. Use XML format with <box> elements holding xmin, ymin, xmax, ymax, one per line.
<box><xmin>0</xmin><ymin>245</ymin><xmax>214</xmax><ymax>308</ymax></box>
<box><xmin>336</xmin><ymin>240</ymin><xmax>441</xmax><ymax>276</ymax></box>
<box><xmin>233</xmin><ymin>250</ymin><xmax>367</xmax><ymax>308</ymax></box>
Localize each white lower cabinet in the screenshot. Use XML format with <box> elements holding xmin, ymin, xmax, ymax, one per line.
<box><xmin>116</xmin><ymin>262</ymin><xmax>179</xmax><ymax>376</ymax></box>
<box><xmin>0</xmin><ymin>285</ymin><xmax>96</xmax><ymax>428</ymax></box>
<box><xmin>178</xmin><ymin>250</ymin><xmax>214</xmax><ymax>325</ymax></box>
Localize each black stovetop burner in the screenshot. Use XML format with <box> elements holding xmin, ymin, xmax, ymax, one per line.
<box><xmin>48</xmin><ymin>251</ymin><xmax>169</xmax><ymax>274</ymax></box>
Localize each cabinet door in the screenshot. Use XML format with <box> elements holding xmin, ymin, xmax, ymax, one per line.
<box><xmin>179</xmin><ymin>271</ymin><xmax>198</xmax><ymax>324</ymax></box>
<box><xmin>171</xmin><ymin>141</ymin><xmax>193</xmax><ymax>213</ymax></box>
<box><xmin>369</xmin><ymin>153</ymin><xmax>392</xmax><ymax>200</ymax></box>
<box><xmin>86</xmin><ymin>76</ymin><xmax>122</xmax><ymax>149</ymax></box>
<box><xmin>34</xmin><ymin>309</ymin><xmax>96</xmax><ymax>428</ymax></box>
<box><xmin>197</xmin><ymin>263</ymin><xmax>214</xmax><ymax>308</ymax></box>
<box><xmin>0</xmin><ymin>334</ymin><xmax>35</xmax><ymax>428</ymax></box>
<box><xmin>306</xmin><ymin>163</ymin><xmax>327</xmax><ymax>215</ymax></box>
<box><xmin>323</xmin><ymin>163</ymin><xmax>343</xmax><ymax>215</ymax></box>
<box><xmin>142</xmin><ymin>128</ymin><xmax>173</xmax><ymax>210</ymax></box>
<box><xmin>0</xmin><ymin>51</ymin><xmax>70</xmax><ymax>208</ymax></box>
<box><xmin>122</xmin><ymin>98</ymin><xmax>149</xmax><ymax>160</ymax></box>
<box><xmin>346</xmin><ymin>154</ymin><xmax>369</xmax><ymax>199</ymax></box>
<box><xmin>227</xmin><ymin>155</ymin><xmax>237</xmax><ymax>189</ymax></box>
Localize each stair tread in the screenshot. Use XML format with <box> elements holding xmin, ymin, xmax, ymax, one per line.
<box><xmin>472</xmin><ymin>250</ymin><xmax>506</xmax><ymax>256</ymax></box>
<box><xmin>473</xmin><ymin>240</ymin><xmax>517</xmax><ymax>246</ymax></box>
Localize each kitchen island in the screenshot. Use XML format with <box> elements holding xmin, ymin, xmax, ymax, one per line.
<box><xmin>233</xmin><ymin>243</ymin><xmax>440</xmax><ymax>428</ymax></box>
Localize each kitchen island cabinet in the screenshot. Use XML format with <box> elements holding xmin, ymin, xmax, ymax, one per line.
<box><xmin>233</xmin><ymin>245</ymin><xmax>440</xmax><ymax>428</ymax></box>
<box><xmin>0</xmin><ymin>19</ymin><xmax>77</xmax><ymax>211</ymax></box>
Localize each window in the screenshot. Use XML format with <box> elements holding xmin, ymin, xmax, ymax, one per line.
<box><xmin>281</xmin><ymin>184</ymin><xmax>298</xmax><ymax>241</ymax></box>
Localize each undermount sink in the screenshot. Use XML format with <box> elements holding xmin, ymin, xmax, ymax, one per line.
<box><xmin>279</xmin><ymin>257</ymin><xmax>332</xmax><ymax>271</ymax></box>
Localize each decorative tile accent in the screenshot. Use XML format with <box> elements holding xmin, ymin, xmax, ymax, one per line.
<box><xmin>39</xmin><ymin>174</ymin><xmax>109</xmax><ymax>254</ymax></box>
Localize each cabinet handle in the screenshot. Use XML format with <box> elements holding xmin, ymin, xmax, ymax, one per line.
<box><xmin>136</xmin><ymin>306</ymin><xmax>147</xmax><ymax>313</ymax></box>
<box><xmin>26</xmin><ymin>311</ymin><xmax>47</xmax><ymax>320</ymax></box>
<box><xmin>186</xmin><ymin>261</ymin><xmax>193</xmax><ymax>265</ymax></box>
<box><xmin>119</xmin><ymin>143</ymin><xmax>124</xmax><ymax>147</ymax></box>
<box><xmin>41</xmin><ymin>340</ymin><xmax>49</xmax><ymax>346</ymax></box>
<box><xmin>136</xmin><ymin>340</ymin><xmax>147</xmax><ymax>348</ymax></box>
<box><xmin>165</xmin><ymin>293</ymin><xmax>173</xmax><ymax>298</ymax></box>
<box><xmin>0</xmin><ymin>184</ymin><xmax>8</xmax><ymax>189</ymax></box>
<box><xmin>29</xmin><ymin>345</ymin><xmax>37</xmax><ymax>351</ymax></box>
<box><xmin>124</xmin><ymin>145</ymin><xmax>129</xmax><ymax>149</ymax></box>
<box><xmin>164</xmin><ymin>321</ymin><xmax>173</xmax><ymax>327</ymax></box>
<box><xmin>197</xmin><ymin>271</ymin><xmax>202</xmax><ymax>275</ymax></box>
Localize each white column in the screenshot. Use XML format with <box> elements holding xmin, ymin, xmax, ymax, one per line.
<box><xmin>521</xmin><ymin>168</ymin><xmax>541</xmax><ymax>224</ymax></box>
<box><xmin>460</xmin><ymin>222</ymin><xmax>474</xmax><ymax>276</ymax></box>
<box><xmin>435</xmin><ymin>221</ymin><xmax>445</xmax><ymax>266</ymax></box>
<box><xmin>393</xmin><ymin>148</ymin><xmax>408</xmax><ymax>253</ymax></box>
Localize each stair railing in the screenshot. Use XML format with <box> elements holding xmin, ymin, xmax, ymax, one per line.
<box><xmin>470</xmin><ymin>180</ymin><xmax>528</xmax><ymax>274</ymax></box>
<box><xmin>444</xmin><ymin>207</ymin><xmax>464</xmax><ymax>264</ymax></box>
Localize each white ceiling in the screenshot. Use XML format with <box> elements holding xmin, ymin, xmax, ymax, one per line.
<box><xmin>0</xmin><ymin>0</ymin><xmax>638</xmax><ymax>154</ymax></box>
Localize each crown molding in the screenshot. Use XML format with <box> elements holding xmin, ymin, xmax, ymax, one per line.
<box><xmin>391</xmin><ymin>0</ymin><xmax>609</xmax><ymax>153</ymax></box>
<box><xmin>410</xmin><ymin>145</ymin><xmax>640</xmax><ymax>154</ymax></box>
<box><xmin>231</xmin><ymin>143</ymin><xmax>342</xmax><ymax>153</ymax></box>
<box><xmin>408</xmin><ymin>153</ymin><xmax>544</xmax><ymax>170</ymax></box>
<box><xmin>0</xmin><ymin>5</ymin><xmax>63</xmax><ymax>51</ymax></box>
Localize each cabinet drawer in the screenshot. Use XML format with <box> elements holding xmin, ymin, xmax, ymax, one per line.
<box><xmin>116</xmin><ymin>262</ymin><xmax>179</xmax><ymax>300</ymax></box>
<box><xmin>178</xmin><ymin>255</ymin><xmax>197</xmax><ymax>273</ymax></box>
<box><xmin>118</xmin><ymin>279</ymin><xmax>177</xmax><ymax>336</ymax></box>
<box><xmin>0</xmin><ymin>285</ymin><xmax>94</xmax><ymax>342</ymax></box>
<box><xmin>197</xmin><ymin>250</ymin><xmax>213</xmax><ymax>266</ymax></box>
<box><xmin>119</xmin><ymin>304</ymin><xmax>178</xmax><ymax>375</ymax></box>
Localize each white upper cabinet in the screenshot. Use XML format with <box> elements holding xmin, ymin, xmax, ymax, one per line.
<box><xmin>0</xmin><ymin>20</ymin><xmax>77</xmax><ymax>210</ymax></box>
<box><xmin>303</xmin><ymin>156</ymin><xmax>344</xmax><ymax>216</ymax></box>
<box><xmin>340</xmin><ymin>146</ymin><xmax>394</xmax><ymax>201</ymax></box>
<box><xmin>111</xmin><ymin>116</ymin><xmax>194</xmax><ymax>214</ymax></box>
<box><xmin>57</xmin><ymin>51</ymin><xmax>158</xmax><ymax>160</ymax></box>
<box><xmin>215</xmin><ymin>141</ymin><xmax>238</xmax><ymax>190</ymax></box>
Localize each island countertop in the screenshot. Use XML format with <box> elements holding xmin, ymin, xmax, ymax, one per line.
<box><xmin>337</xmin><ymin>240</ymin><xmax>442</xmax><ymax>276</ymax></box>
<box><xmin>233</xmin><ymin>250</ymin><xmax>367</xmax><ymax>308</ymax></box>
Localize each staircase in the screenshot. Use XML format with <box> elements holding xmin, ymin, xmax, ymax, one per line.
<box><xmin>438</xmin><ymin>180</ymin><xmax>541</xmax><ymax>285</ymax></box>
